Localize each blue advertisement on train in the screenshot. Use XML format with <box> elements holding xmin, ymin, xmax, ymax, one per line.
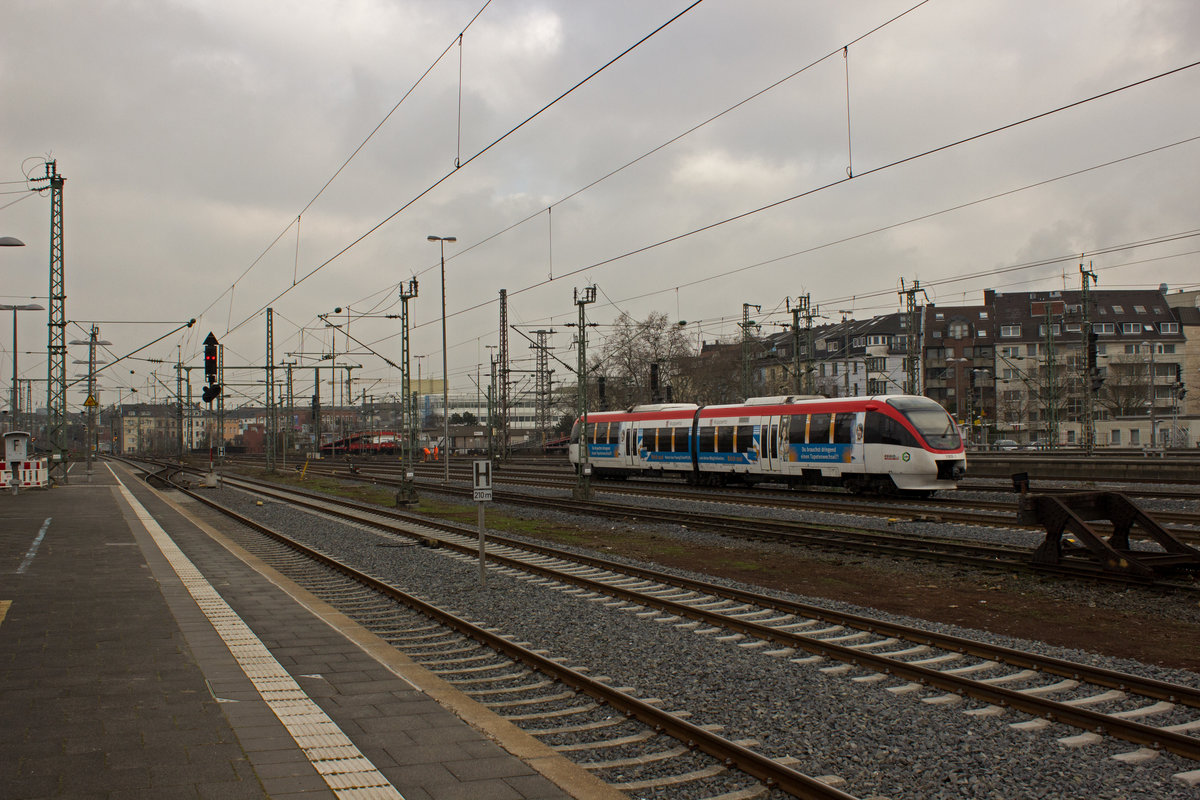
<box><xmin>787</xmin><ymin>443</ymin><xmax>853</xmax><ymax>463</ymax></box>
<box><xmin>643</xmin><ymin>450</ymin><xmax>692</xmax><ymax>464</ymax></box>
<box><xmin>583</xmin><ymin>442</ymin><xmax>620</xmax><ymax>459</ymax></box>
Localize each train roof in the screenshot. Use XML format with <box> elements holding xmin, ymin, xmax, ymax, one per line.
<box><xmin>579</xmin><ymin>395</ymin><xmax>938</xmax><ymax>423</ymax></box>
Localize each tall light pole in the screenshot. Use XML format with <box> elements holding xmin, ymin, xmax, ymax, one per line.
<box><xmin>1</xmin><ymin>302</ymin><xmax>43</xmax><ymax>433</ymax></box>
<box><xmin>946</xmin><ymin>357</ymin><xmax>968</xmax><ymax>428</ymax></box>
<box><xmin>428</xmin><ymin>235</ymin><xmax>456</xmax><ymax>485</ymax></box>
<box><xmin>1142</xmin><ymin>340</ymin><xmax>1156</xmax><ymax>448</ymax></box>
<box><xmin>0</xmin><ymin>236</ymin><xmax>28</xmax><ymax>433</ymax></box>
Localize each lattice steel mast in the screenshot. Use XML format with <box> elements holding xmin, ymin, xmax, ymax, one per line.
<box><xmin>533</xmin><ymin>329</ymin><xmax>554</xmax><ymax>446</ymax></box>
<box><xmin>498</xmin><ymin>289</ymin><xmax>510</xmax><ymax>461</ymax></box>
<box><xmin>266</xmin><ymin>308</ymin><xmax>277</xmax><ymax>471</ymax></box>
<box><xmin>31</xmin><ymin>161</ymin><xmax>68</xmax><ymax>482</ymax></box>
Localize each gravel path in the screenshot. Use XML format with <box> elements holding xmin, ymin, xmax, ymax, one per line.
<box><xmin>207</xmin><ymin>481</ymin><xmax>1200</xmax><ymax>800</ymax></box>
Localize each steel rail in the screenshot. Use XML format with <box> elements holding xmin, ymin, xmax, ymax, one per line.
<box><xmin>161</xmin><ymin>471</ymin><xmax>859</xmax><ymax>800</ymax></box>
<box><xmin>205</xmin><ymin>470</ymin><xmax>1200</xmax><ymax>761</ymax></box>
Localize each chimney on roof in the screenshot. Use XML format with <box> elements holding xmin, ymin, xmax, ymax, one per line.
<box><xmin>1159</xmin><ymin>283</ymin><xmax>1169</xmax><ymax>294</ymax></box>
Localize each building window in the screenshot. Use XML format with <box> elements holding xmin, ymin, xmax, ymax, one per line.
<box><xmin>1111</xmin><ymin>429</ymin><xmax>1121</xmax><ymax>445</ymax></box>
<box><xmin>1094</xmin><ymin>322</ymin><xmax>1114</xmax><ymax>334</ymax></box>
<box><xmin>1027</xmin><ymin>344</ymin><xmax>1039</xmax><ymax>357</ymax></box>
<box><xmin>1160</xmin><ymin>322</ymin><xmax>1179</xmax><ymax>334</ymax></box>
<box><xmin>1000</xmin><ymin>325</ymin><xmax>1021</xmax><ymax>338</ymax></box>
<box><xmin>979</xmin><ymin>311</ymin><xmax>989</xmax><ymax>319</ymax></box>
<box><xmin>1064</xmin><ymin>322</ymin><xmax>1081</xmax><ymax>333</ymax></box>
<box><xmin>1122</xmin><ymin>322</ymin><xmax>1141</xmax><ymax>334</ymax></box>
<box><xmin>949</xmin><ymin>321</ymin><xmax>969</xmax><ymax>338</ymax></box>
<box><xmin>1130</xmin><ymin>429</ymin><xmax>1140</xmax><ymax>446</ymax></box>
<box><xmin>1112</xmin><ymin>305</ymin><xmax>1124</xmax><ymax>314</ymax></box>
<box><xmin>1000</xmin><ymin>346</ymin><xmax>1020</xmax><ymax>358</ymax></box>
<box><xmin>1038</xmin><ymin>324</ymin><xmax>1061</xmax><ymax>336</ymax></box>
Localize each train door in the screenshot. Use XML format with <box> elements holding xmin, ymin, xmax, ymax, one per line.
<box><xmin>760</xmin><ymin>416</ymin><xmax>782</xmax><ymax>473</ymax></box>
<box><xmin>623</xmin><ymin>423</ymin><xmax>637</xmax><ymax>467</ymax></box>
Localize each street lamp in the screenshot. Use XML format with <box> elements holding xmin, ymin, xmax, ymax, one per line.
<box><xmin>971</xmin><ymin>367</ymin><xmax>991</xmax><ymax>448</ymax></box>
<box><xmin>427</xmin><ymin>234</ymin><xmax>456</xmax><ymax>485</ymax></box>
<box><xmin>1142</xmin><ymin>340</ymin><xmax>1156</xmax><ymax>449</ymax></box>
<box><xmin>1</xmin><ymin>303</ymin><xmax>44</xmax><ymax>433</ymax></box>
<box><xmin>946</xmin><ymin>357</ymin><xmax>968</xmax><ymax>426</ymax></box>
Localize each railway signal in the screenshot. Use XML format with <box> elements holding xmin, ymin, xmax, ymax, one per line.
<box><xmin>202</xmin><ymin>332</ymin><xmax>221</xmax><ymax>404</ymax></box>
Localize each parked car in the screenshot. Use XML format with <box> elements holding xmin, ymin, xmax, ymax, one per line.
<box><xmin>993</xmin><ymin>439</ymin><xmax>1020</xmax><ymax>451</ymax></box>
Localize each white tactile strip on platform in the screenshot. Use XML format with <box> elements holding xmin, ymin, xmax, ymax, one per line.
<box><xmin>111</xmin><ymin>470</ymin><xmax>404</xmax><ymax>799</ymax></box>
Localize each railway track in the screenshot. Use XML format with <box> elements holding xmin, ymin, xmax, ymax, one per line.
<box><xmin>147</xmin><ymin>464</ymin><xmax>856</xmax><ymax>799</ymax></box>
<box><xmin>153</xmin><ymin>464</ymin><xmax>1200</xmax><ymax>792</ymax></box>
<box><xmin>254</xmin><ymin>456</ymin><xmax>1200</xmax><ymax>531</ymax></box>
<box><xmin>227</xmin><ymin>458</ymin><xmax>1200</xmax><ymax>584</ymax></box>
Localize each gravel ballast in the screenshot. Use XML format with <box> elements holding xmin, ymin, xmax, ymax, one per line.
<box><xmin>203</xmin><ymin>481</ymin><xmax>1200</xmax><ymax>800</ymax></box>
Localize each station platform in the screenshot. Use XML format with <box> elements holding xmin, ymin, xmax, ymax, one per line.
<box><xmin>0</xmin><ymin>461</ymin><xmax>618</xmax><ymax>800</ymax></box>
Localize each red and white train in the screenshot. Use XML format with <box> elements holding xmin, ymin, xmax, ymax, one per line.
<box><xmin>569</xmin><ymin>394</ymin><xmax>966</xmax><ymax>495</ymax></box>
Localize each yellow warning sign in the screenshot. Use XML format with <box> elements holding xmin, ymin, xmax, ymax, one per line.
<box><xmin>84</xmin><ymin>395</ymin><xmax>98</xmax><ymax>407</ymax></box>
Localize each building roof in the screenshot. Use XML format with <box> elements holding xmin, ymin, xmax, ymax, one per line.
<box><xmin>985</xmin><ymin>288</ymin><xmax>1182</xmax><ymax>343</ymax></box>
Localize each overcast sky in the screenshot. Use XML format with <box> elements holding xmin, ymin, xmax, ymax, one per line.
<box><xmin>3</xmin><ymin>0</ymin><xmax>1198</xmax><ymax>410</ymax></box>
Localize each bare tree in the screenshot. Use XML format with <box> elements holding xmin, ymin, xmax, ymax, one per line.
<box><xmin>595</xmin><ymin>311</ymin><xmax>694</xmax><ymax>408</ymax></box>
<box><xmin>1097</xmin><ymin>355</ymin><xmax>1151</xmax><ymax>417</ymax></box>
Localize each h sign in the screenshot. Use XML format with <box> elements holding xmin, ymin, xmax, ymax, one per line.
<box><xmin>473</xmin><ymin>460</ymin><xmax>493</xmax><ymax>502</ymax></box>
<box><xmin>473</xmin><ymin>460</ymin><xmax>492</xmax><ymax>490</ymax></box>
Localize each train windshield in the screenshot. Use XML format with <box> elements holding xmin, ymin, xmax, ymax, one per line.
<box><xmin>886</xmin><ymin>396</ymin><xmax>961</xmax><ymax>450</ymax></box>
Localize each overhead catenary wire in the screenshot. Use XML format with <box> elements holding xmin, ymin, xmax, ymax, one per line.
<box><xmin>448</xmin><ymin>0</ymin><xmax>932</xmax><ymax>265</ymax></box>
<box><xmin>399</xmin><ymin>63</ymin><xmax>1200</xmax><ymax>344</ymax></box>
<box><xmin>196</xmin><ymin>0</ymin><xmax>496</xmax><ymax>322</ymax></box>
<box><xmin>207</xmin><ymin>1</ymin><xmax>706</xmax><ymax>339</ymax></box>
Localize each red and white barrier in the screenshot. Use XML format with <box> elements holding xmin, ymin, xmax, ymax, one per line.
<box><xmin>1</xmin><ymin>459</ymin><xmax>49</xmax><ymax>488</ymax></box>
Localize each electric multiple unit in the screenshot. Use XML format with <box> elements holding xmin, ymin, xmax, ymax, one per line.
<box><xmin>569</xmin><ymin>394</ymin><xmax>966</xmax><ymax>495</ymax></box>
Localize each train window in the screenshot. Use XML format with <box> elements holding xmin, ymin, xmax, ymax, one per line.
<box><xmin>673</xmin><ymin>429</ymin><xmax>690</xmax><ymax>453</ymax></box>
<box><xmin>809</xmin><ymin>414</ymin><xmax>832</xmax><ymax>444</ymax></box>
<box><xmin>659</xmin><ymin>427</ymin><xmax>672</xmax><ymax>450</ymax></box>
<box><xmin>769</xmin><ymin>423</ymin><xmax>778</xmax><ymax>458</ymax></box>
<box><xmin>787</xmin><ymin>415</ymin><xmax>805</xmax><ymax>444</ymax></box>
<box><xmin>716</xmin><ymin>426</ymin><xmax>734</xmax><ymax>452</ymax></box>
<box><xmin>832</xmin><ymin>413</ymin><xmax>855</xmax><ymax>444</ymax></box>
<box><xmin>736</xmin><ymin>425</ymin><xmax>755</xmax><ymax>453</ymax></box>
<box><xmin>886</xmin><ymin>396</ymin><xmax>961</xmax><ymax>449</ymax></box>
<box><xmin>864</xmin><ymin>411</ymin><xmax>919</xmax><ymax>447</ymax></box>
<box><xmin>698</xmin><ymin>426</ymin><xmax>715</xmax><ymax>452</ymax></box>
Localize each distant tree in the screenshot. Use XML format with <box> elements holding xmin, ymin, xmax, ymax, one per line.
<box><xmin>595</xmin><ymin>311</ymin><xmax>694</xmax><ymax>408</ymax></box>
<box><xmin>449</xmin><ymin>412</ymin><xmax>478</xmax><ymax>425</ymax></box>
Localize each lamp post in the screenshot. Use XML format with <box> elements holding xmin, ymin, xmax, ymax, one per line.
<box><xmin>427</xmin><ymin>235</ymin><xmax>456</xmax><ymax>485</ymax></box>
<box><xmin>0</xmin><ymin>236</ymin><xmax>28</xmax><ymax>434</ymax></box>
<box><xmin>971</xmin><ymin>367</ymin><xmax>990</xmax><ymax>449</ymax></box>
<box><xmin>1</xmin><ymin>302</ymin><xmax>44</xmax><ymax>433</ymax></box>
<box><xmin>319</xmin><ymin>308</ymin><xmax>343</xmax><ymax>454</ymax></box>
<box><xmin>946</xmin><ymin>357</ymin><xmax>967</xmax><ymax>434</ymax></box>
<box><xmin>1142</xmin><ymin>340</ymin><xmax>1156</xmax><ymax>449</ymax></box>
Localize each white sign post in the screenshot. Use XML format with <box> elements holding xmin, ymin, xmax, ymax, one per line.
<box><xmin>473</xmin><ymin>460</ymin><xmax>492</xmax><ymax>587</ymax></box>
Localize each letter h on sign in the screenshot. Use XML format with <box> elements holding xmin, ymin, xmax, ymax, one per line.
<box><xmin>473</xmin><ymin>460</ymin><xmax>492</xmax><ymax>502</ymax></box>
